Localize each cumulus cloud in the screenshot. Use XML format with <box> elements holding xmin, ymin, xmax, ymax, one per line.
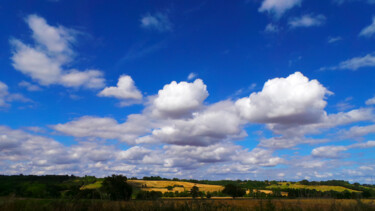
<box><xmin>43</xmin><ymin>72</ymin><xmax>375</xmax><ymax>180</ymax></box>
<box><xmin>152</xmin><ymin>79</ymin><xmax>209</xmax><ymax>118</ymax></box>
<box><xmin>359</xmin><ymin>16</ymin><xmax>375</xmax><ymax>37</ymax></box>
<box><xmin>140</xmin><ymin>13</ymin><xmax>172</xmax><ymax>32</ymax></box>
<box><xmin>259</xmin><ymin>0</ymin><xmax>302</xmax><ymax>17</ymax></box>
<box><xmin>139</xmin><ymin>101</ymin><xmax>246</xmax><ymax>146</ymax></box>
<box><xmin>10</xmin><ymin>15</ymin><xmax>105</xmax><ymax>89</ymax></box>
<box><xmin>239</xmin><ymin>148</ymin><xmax>284</xmax><ymax>167</ymax></box>
<box><xmin>288</xmin><ymin>14</ymin><xmax>326</xmax><ymax>28</ymax></box>
<box><xmin>235</xmin><ymin>72</ymin><xmax>331</xmax><ymax>125</ymax></box>
<box><xmin>98</xmin><ymin>75</ymin><xmax>142</xmax><ymax>106</ymax></box>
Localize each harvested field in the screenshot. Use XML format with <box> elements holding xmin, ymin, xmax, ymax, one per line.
<box><xmin>127</xmin><ymin>180</ymin><xmax>224</xmax><ymax>193</ymax></box>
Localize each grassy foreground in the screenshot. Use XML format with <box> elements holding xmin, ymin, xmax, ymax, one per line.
<box><xmin>1</xmin><ymin>198</ymin><xmax>375</xmax><ymax>211</ymax></box>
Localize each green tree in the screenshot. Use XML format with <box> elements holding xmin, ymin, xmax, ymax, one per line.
<box><xmin>222</xmin><ymin>184</ymin><xmax>246</xmax><ymax>199</ymax></box>
<box><xmin>100</xmin><ymin>174</ymin><xmax>132</xmax><ymax>200</ymax></box>
<box><xmin>191</xmin><ymin>186</ymin><xmax>199</xmax><ymax>199</ymax></box>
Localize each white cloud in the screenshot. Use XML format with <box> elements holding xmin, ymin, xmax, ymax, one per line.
<box><xmin>340</xmin><ymin>124</ymin><xmax>375</xmax><ymax>139</ymax></box>
<box><xmin>18</xmin><ymin>81</ymin><xmax>42</xmax><ymax>91</ymax></box>
<box><xmin>312</xmin><ymin>141</ymin><xmax>375</xmax><ymax>158</ymax></box>
<box><xmin>366</xmin><ymin>96</ymin><xmax>375</xmax><ymax>105</ymax></box>
<box><xmin>235</xmin><ymin>72</ymin><xmax>331</xmax><ymax>125</ymax></box>
<box><xmin>60</xmin><ymin>69</ymin><xmax>105</xmax><ymax>89</ymax></box>
<box><xmin>0</xmin><ymin>82</ymin><xmax>9</xmax><ymax>107</ymax></box>
<box><xmin>239</xmin><ymin>148</ymin><xmax>283</xmax><ymax>167</ymax></box>
<box><xmin>98</xmin><ymin>75</ymin><xmax>142</xmax><ymax>105</ymax></box>
<box><xmin>312</xmin><ymin>145</ymin><xmax>348</xmax><ymax>158</ymax></box>
<box><xmin>288</xmin><ymin>14</ymin><xmax>326</xmax><ymax>28</ymax></box>
<box><xmin>187</xmin><ymin>72</ymin><xmax>197</xmax><ymax>80</ymax></box>
<box><xmin>321</xmin><ymin>53</ymin><xmax>375</xmax><ymax>71</ymax></box>
<box><xmin>264</xmin><ymin>23</ymin><xmax>279</xmax><ymax>33</ymax></box>
<box><xmin>140</xmin><ymin>13</ymin><xmax>172</xmax><ymax>32</ymax></box>
<box><xmin>11</xmin><ymin>40</ymin><xmax>62</xmax><ymax>85</ymax></box>
<box><xmin>328</xmin><ymin>36</ymin><xmax>343</xmax><ymax>43</ymax></box>
<box><xmin>10</xmin><ymin>15</ymin><xmax>105</xmax><ymax>89</ymax></box>
<box><xmin>139</xmin><ymin>101</ymin><xmax>246</xmax><ymax>146</ymax></box>
<box><xmin>27</xmin><ymin>14</ymin><xmax>74</xmax><ymax>56</ymax></box>
<box><xmin>0</xmin><ymin>81</ymin><xmax>31</xmax><ymax>108</ymax></box>
<box><xmin>334</xmin><ymin>0</ymin><xmax>375</xmax><ymax>4</ymax></box>
<box><xmin>52</xmin><ymin>115</ymin><xmax>151</xmax><ymax>144</ymax></box>
<box><xmin>259</xmin><ymin>0</ymin><xmax>302</xmax><ymax>17</ymax></box>
<box><xmin>153</xmin><ymin>79</ymin><xmax>209</xmax><ymax>118</ymax></box>
<box><xmin>359</xmin><ymin>17</ymin><xmax>375</xmax><ymax>38</ymax></box>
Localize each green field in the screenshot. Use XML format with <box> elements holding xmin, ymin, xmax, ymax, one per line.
<box><xmin>267</xmin><ymin>182</ymin><xmax>362</xmax><ymax>193</ymax></box>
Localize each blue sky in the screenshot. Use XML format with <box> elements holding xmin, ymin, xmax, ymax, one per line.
<box><xmin>0</xmin><ymin>0</ymin><xmax>375</xmax><ymax>183</ymax></box>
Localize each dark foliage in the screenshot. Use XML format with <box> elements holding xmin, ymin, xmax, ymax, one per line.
<box><xmin>100</xmin><ymin>174</ymin><xmax>132</xmax><ymax>201</ymax></box>
<box><xmin>222</xmin><ymin>184</ymin><xmax>246</xmax><ymax>198</ymax></box>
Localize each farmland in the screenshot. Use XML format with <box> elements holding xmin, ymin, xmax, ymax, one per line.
<box><xmin>266</xmin><ymin>182</ymin><xmax>362</xmax><ymax>193</ymax></box>
<box><xmin>1</xmin><ymin>175</ymin><xmax>375</xmax><ymax>210</ymax></box>
<box><xmin>82</xmin><ymin>179</ymin><xmax>224</xmax><ymax>193</ymax></box>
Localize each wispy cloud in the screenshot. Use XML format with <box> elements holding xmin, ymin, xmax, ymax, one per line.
<box><xmin>264</xmin><ymin>23</ymin><xmax>279</xmax><ymax>33</ymax></box>
<box><xmin>140</xmin><ymin>12</ymin><xmax>172</xmax><ymax>32</ymax></box>
<box><xmin>259</xmin><ymin>0</ymin><xmax>302</xmax><ymax>18</ymax></box>
<box><xmin>289</xmin><ymin>14</ymin><xmax>326</xmax><ymax>28</ymax></box>
<box><xmin>359</xmin><ymin>16</ymin><xmax>375</xmax><ymax>38</ymax></box>
<box><xmin>320</xmin><ymin>53</ymin><xmax>375</xmax><ymax>71</ymax></box>
<box><xmin>187</xmin><ymin>72</ymin><xmax>197</xmax><ymax>80</ymax></box>
<box><xmin>328</xmin><ymin>36</ymin><xmax>343</xmax><ymax>43</ymax></box>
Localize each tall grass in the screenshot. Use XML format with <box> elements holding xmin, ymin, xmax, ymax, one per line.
<box><xmin>1</xmin><ymin>197</ymin><xmax>375</xmax><ymax>211</ymax></box>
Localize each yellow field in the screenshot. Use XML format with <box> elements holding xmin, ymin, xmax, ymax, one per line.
<box><xmin>81</xmin><ymin>179</ymin><xmax>224</xmax><ymax>193</ymax></box>
<box><xmin>246</xmin><ymin>189</ymin><xmax>289</xmax><ymax>196</ymax></box>
<box><xmin>127</xmin><ymin>180</ymin><xmax>224</xmax><ymax>193</ymax></box>
<box><xmin>267</xmin><ymin>182</ymin><xmax>361</xmax><ymax>192</ymax></box>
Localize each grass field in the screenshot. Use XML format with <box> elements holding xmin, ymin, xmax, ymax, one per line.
<box><xmin>267</xmin><ymin>182</ymin><xmax>362</xmax><ymax>192</ymax></box>
<box><xmin>1</xmin><ymin>198</ymin><xmax>375</xmax><ymax>211</ymax></box>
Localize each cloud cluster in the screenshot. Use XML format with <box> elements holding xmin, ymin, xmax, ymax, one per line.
<box><xmin>3</xmin><ymin>70</ymin><xmax>375</xmax><ymax>181</ymax></box>
<box><xmin>11</xmin><ymin>15</ymin><xmax>105</xmax><ymax>89</ymax></box>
